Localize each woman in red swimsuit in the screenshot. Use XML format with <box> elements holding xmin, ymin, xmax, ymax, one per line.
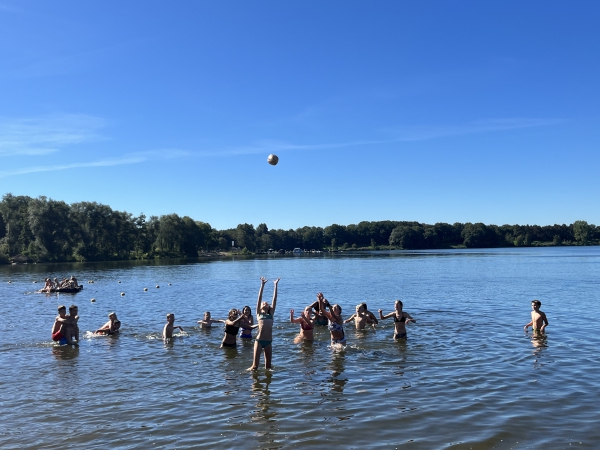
<box><xmin>290</xmin><ymin>306</ymin><xmax>315</xmax><ymax>342</ymax></box>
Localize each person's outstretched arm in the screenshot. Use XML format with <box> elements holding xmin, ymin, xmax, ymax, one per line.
<box><xmin>290</xmin><ymin>309</ymin><xmax>304</xmax><ymax>324</ymax></box>
<box><xmin>271</xmin><ymin>278</ymin><xmax>280</xmax><ymax>314</ymax></box>
<box><xmin>344</xmin><ymin>314</ymin><xmax>356</xmax><ymax>324</ymax></box>
<box><xmin>378</xmin><ymin>309</ymin><xmax>395</xmax><ymax>320</ymax></box>
<box><xmin>318</xmin><ymin>293</ymin><xmax>333</xmax><ymax>321</ymax></box>
<box><xmin>257</xmin><ymin>277</ymin><xmax>268</xmax><ymax>312</ymax></box>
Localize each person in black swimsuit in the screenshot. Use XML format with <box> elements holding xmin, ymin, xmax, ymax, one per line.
<box><xmin>378</xmin><ymin>300</ymin><xmax>415</xmax><ymax>339</ymax></box>
<box><xmin>219</xmin><ymin>309</ymin><xmax>245</xmax><ymax>348</ymax></box>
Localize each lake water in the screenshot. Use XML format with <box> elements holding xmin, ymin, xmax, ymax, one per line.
<box><xmin>1</xmin><ymin>247</ymin><xmax>599</xmax><ymax>449</ymax></box>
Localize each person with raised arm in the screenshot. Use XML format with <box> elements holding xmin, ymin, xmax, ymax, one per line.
<box><xmin>248</xmin><ymin>277</ymin><xmax>280</xmax><ymax>370</ymax></box>
<box><xmin>219</xmin><ymin>309</ymin><xmax>246</xmax><ymax>348</ymax></box>
<box><xmin>378</xmin><ymin>300</ymin><xmax>415</xmax><ymax>340</ymax></box>
<box><xmin>290</xmin><ymin>306</ymin><xmax>315</xmax><ymax>342</ymax></box>
<box><xmin>318</xmin><ymin>292</ymin><xmax>345</xmax><ymax>345</ymax></box>
<box><xmin>309</xmin><ymin>299</ymin><xmax>328</xmax><ymax>326</ymax></box>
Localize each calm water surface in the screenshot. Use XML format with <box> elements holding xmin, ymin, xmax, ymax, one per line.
<box><xmin>1</xmin><ymin>247</ymin><xmax>599</xmax><ymax>449</ymax></box>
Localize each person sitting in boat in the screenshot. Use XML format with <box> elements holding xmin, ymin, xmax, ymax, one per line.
<box><xmin>68</xmin><ymin>276</ymin><xmax>79</xmax><ymax>289</ymax></box>
<box><xmin>42</xmin><ymin>278</ymin><xmax>54</xmax><ymax>292</ymax></box>
<box><xmin>95</xmin><ymin>312</ymin><xmax>121</xmax><ymax>335</ymax></box>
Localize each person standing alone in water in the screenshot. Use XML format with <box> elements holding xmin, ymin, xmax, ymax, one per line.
<box><xmin>524</xmin><ymin>299</ymin><xmax>548</xmax><ymax>335</ymax></box>
<box><xmin>248</xmin><ymin>277</ymin><xmax>280</xmax><ymax>371</ymax></box>
<box><xmin>378</xmin><ymin>300</ymin><xmax>415</xmax><ymax>339</ymax></box>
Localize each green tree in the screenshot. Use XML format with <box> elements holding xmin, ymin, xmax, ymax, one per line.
<box><xmin>461</xmin><ymin>223</ymin><xmax>498</xmax><ymax>248</ymax></box>
<box><xmin>573</xmin><ymin>220</ymin><xmax>591</xmax><ymax>245</ymax></box>
<box><xmin>389</xmin><ymin>226</ymin><xmax>425</xmax><ymax>249</ymax></box>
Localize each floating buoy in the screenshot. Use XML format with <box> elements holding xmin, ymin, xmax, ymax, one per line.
<box><xmin>33</xmin><ymin>281</ymin><xmax>37</xmax><ymax>283</ymax></box>
<box><xmin>118</xmin><ymin>281</ymin><xmax>121</xmax><ymax>284</ymax></box>
<box><xmin>120</xmin><ymin>292</ymin><xmax>125</xmax><ymax>296</ymax></box>
<box><xmin>7</xmin><ymin>281</ymin><xmax>11</xmax><ymax>284</ymax></box>
<box><xmin>91</xmin><ymin>298</ymin><xmax>96</xmax><ymax>302</ymax></box>
<box><xmin>168</xmin><ymin>283</ymin><xmax>172</xmax><ymax>286</ymax></box>
<box><xmin>143</xmin><ymin>287</ymin><xmax>148</xmax><ymax>291</ymax></box>
<box><xmin>156</xmin><ymin>285</ymin><xmax>160</xmax><ymax>289</ymax></box>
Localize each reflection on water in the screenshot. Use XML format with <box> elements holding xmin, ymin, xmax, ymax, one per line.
<box><xmin>326</xmin><ymin>350</ymin><xmax>347</xmax><ymax>395</ymax></box>
<box><xmin>51</xmin><ymin>344</ymin><xmax>80</xmax><ymax>360</ymax></box>
<box><xmin>251</xmin><ymin>371</ymin><xmax>281</xmax><ymax>448</ymax></box>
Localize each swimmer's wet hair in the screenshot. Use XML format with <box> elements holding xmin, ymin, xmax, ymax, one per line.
<box><xmin>361</xmin><ymin>302</ymin><xmax>368</xmax><ymax>310</ymax></box>
<box><xmin>395</xmin><ymin>300</ymin><xmax>404</xmax><ymax>307</ymax></box>
<box><xmin>58</xmin><ymin>305</ymin><xmax>66</xmax><ymax>312</ymax></box>
<box><xmin>69</xmin><ymin>304</ymin><xmax>78</xmax><ymax>311</ymax></box>
<box><xmin>166</xmin><ymin>313</ymin><xmax>174</xmax><ymax>319</ymax></box>
<box><xmin>532</xmin><ymin>300</ymin><xmax>542</xmax><ymax>307</ymax></box>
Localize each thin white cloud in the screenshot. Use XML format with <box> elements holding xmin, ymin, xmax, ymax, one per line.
<box><xmin>0</xmin><ymin>113</ymin><xmax>106</xmax><ymax>156</ymax></box>
<box><xmin>0</xmin><ymin>156</ymin><xmax>147</xmax><ymax>178</ymax></box>
<box><xmin>197</xmin><ymin>138</ymin><xmax>391</xmax><ymax>158</ymax></box>
<box><xmin>203</xmin><ymin>117</ymin><xmax>560</xmax><ymax>157</ymax></box>
<box><xmin>384</xmin><ymin>118</ymin><xmax>563</xmax><ymax>141</ymax></box>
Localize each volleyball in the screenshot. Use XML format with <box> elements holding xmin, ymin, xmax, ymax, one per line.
<box><xmin>267</xmin><ymin>154</ymin><xmax>279</xmax><ymax>166</ymax></box>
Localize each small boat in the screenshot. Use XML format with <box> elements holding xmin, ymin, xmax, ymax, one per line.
<box><xmin>37</xmin><ymin>285</ymin><xmax>84</xmax><ymax>294</ymax></box>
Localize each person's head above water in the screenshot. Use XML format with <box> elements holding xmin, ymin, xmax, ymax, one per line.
<box><xmin>166</xmin><ymin>313</ymin><xmax>175</xmax><ymax>322</ymax></box>
<box><xmin>356</xmin><ymin>304</ymin><xmax>365</xmax><ymax>314</ymax></box>
<box><xmin>531</xmin><ymin>300</ymin><xmax>542</xmax><ymax>309</ymax></box>
<box><xmin>228</xmin><ymin>309</ymin><xmax>239</xmax><ymax>320</ymax></box>
<box><xmin>204</xmin><ymin>311</ymin><xmax>211</xmax><ymax>320</ymax></box>
<box><xmin>242</xmin><ymin>306</ymin><xmax>251</xmax><ymax>315</ymax></box>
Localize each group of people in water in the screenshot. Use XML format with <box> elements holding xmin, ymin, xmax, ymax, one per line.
<box><xmin>41</xmin><ymin>276</ymin><xmax>79</xmax><ymax>292</ymax></box>
<box><xmin>51</xmin><ymin>304</ymin><xmax>120</xmax><ymax>345</ymax></box>
<box><xmin>51</xmin><ymin>276</ymin><xmax>549</xmax><ymax>372</ymax></box>
<box><xmin>190</xmin><ymin>277</ymin><xmax>416</xmax><ymax>371</ymax></box>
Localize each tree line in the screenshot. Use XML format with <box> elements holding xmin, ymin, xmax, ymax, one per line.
<box><xmin>0</xmin><ymin>193</ymin><xmax>597</xmax><ymax>263</ymax></box>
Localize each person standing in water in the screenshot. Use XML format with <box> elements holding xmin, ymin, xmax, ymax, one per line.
<box><xmin>163</xmin><ymin>313</ymin><xmax>184</xmax><ymax>340</ymax></box>
<box><xmin>239</xmin><ymin>306</ymin><xmax>255</xmax><ymax>340</ymax></box>
<box><xmin>344</xmin><ymin>304</ymin><xmax>373</xmax><ymax>330</ymax></box>
<box><xmin>318</xmin><ymin>292</ymin><xmax>345</xmax><ymax>345</ymax></box>
<box><xmin>524</xmin><ymin>299</ymin><xmax>548</xmax><ymax>335</ymax></box>
<box><xmin>378</xmin><ymin>300</ymin><xmax>415</xmax><ymax>339</ymax></box>
<box><xmin>219</xmin><ymin>309</ymin><xmax>245</xmax><ymax>348</ymax></box>
<box><xmin>290</xmin><ymin>306</ymin><xmax>315</xmax><ymax>342</ymax></box>
<box><xmin>248</xmin><ymin>277</ymin><xmax>280</xmax><ymax>371</ymax></box>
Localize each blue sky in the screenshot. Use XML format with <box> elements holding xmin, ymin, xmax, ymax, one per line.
<box><xmin>1</xmin><ymin>1</ymin><xmax>599</xmax><ymax>230</ymax></box>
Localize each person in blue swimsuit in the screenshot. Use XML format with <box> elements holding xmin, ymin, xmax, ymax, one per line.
<box><xmin>239</xmin><ymin>306</ymin><xmax>254</xmax><ymax>339</ymax></box>
<box><xmin>378</xmin><ymin>300</ymin><xmax>415</xmax><ymax>339</ymax></box>
<box><xmin>248</xmin><ymin>277</ymin><xmax>280</xmax><ymax>370</ymax></box>
<box><xmin>317</xmin><ymin>292</ymin><xmax>346</xmax><ymax>346</ymax></box>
